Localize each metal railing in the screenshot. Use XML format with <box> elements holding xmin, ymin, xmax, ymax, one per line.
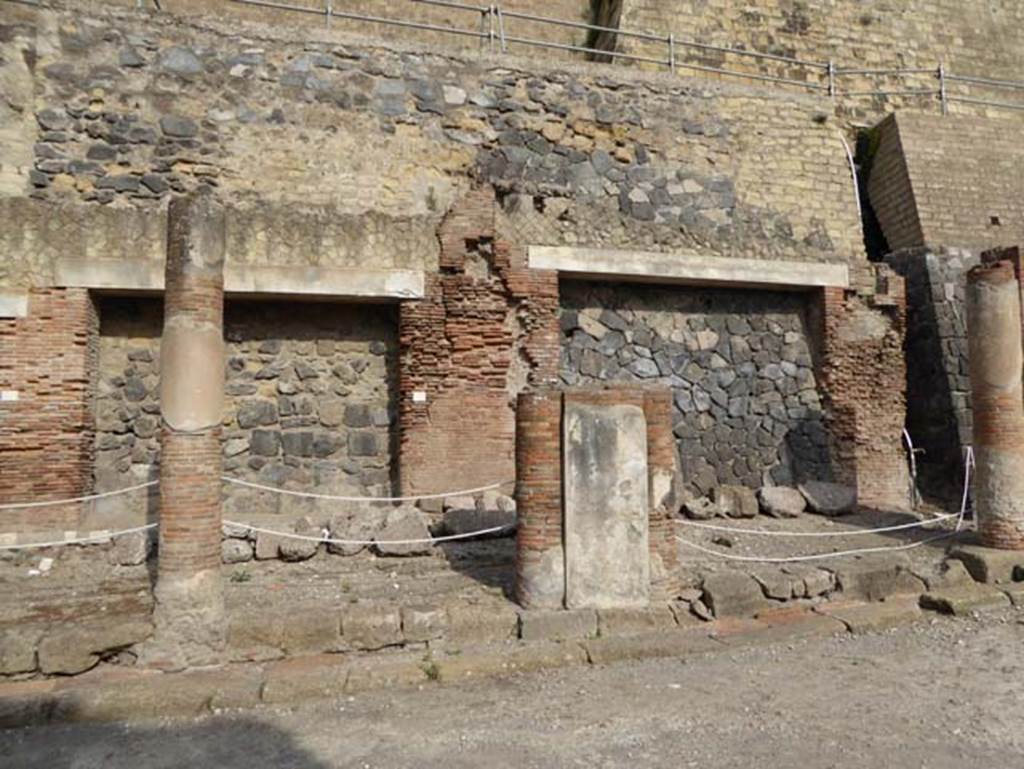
<box><xmin>10</xmin><ymin>0</ymin><xmax>1024</xmax><ymax>115</ymax></box>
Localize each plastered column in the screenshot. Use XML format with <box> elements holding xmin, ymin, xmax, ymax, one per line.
<box><xmin>144</xmin><ymin>191</ymin><xmax>228</xmax><ymax>669</ymax></box>
<box><xmin>966</xmin><ymin>260</ymin><xmax>1024</xmax><ymax>550</ymax></box>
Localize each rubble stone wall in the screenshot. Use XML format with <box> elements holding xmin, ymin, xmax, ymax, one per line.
<box><xmin>94</xmin><ymin>297</ymin><xmax>397</xmax><ymax>522</ymax></box>
<box><xmin>885</xmin><ymin>247</ymin><xmax>978</xmax><ymax>503</ymax></box>
<box><xmin>560</xmin><ymin>280</ymin><xmax>829</xmax><ymax>494</ymax></box>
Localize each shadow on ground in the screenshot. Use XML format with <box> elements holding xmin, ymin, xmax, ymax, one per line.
<box><xmin>1</xmin><ymin>716</ymin><xmax>332</xmax><ymax>769</ymax></box>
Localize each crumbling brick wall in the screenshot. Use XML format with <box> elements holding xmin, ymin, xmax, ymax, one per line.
<box><xmin>0</xmin><ymin>289</ymin><xmax>97</xmax><ymax>530</ymax></box>
<box><xmin>816</xmin><ymin>269</ymin><xmax>910</xmax><ymax>511</ymax></box>
<box><xmin>398</xmin><ymin>187</ymin><xmax>559</xmax><ymax>495</ymax></box>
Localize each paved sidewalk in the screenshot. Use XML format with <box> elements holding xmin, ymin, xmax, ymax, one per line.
<box><xmin>3</xmin><ymin>610</ymin><xmax>1023</xmax><ymax>768</ymax></box>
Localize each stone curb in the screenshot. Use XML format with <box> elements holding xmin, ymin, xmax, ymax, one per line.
<box><xmin>0</xmin><ymin>602</ymin><xmax>908</xmax><ymax>729</ymax></box>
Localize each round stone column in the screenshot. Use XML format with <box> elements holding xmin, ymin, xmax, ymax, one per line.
<box><xmin>144</xmin><ymin>191</ymin><xmax>228</xmax><ymax>669</ymax></box>
<box><xmin>966</xmin><ymin>260</ymin><xmax>1024</xmax><ymax>550</ymax></box>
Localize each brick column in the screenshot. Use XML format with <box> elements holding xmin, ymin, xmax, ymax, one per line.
<box><xmin>144</xmin><ymin>191</ymin><xmax>228</xmax><ymax>669</ymax></box>
<box><xmin>965</xmin><ymin>260</ymin><xmax>1024</xmax><ymax>550</ymax></box>
<box><xmin>642</xmin><ymin>388</ymin><xmax>682</xmax><ymax>600</ymax></box>
<box><xmin>514</xmin><ymin>388</ymin><xmax>564</xmax><ymax>609</ymax></box>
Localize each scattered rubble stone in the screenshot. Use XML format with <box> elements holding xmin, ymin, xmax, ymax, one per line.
<box><xmin>373</xmin><ymin>506</ymin><xmax>433</xmax><ymax>556</ymax></box>
<box><xmin>757</xmin><ymin>486</ymin><xmax>806</xmax><ymax>518</ymax></box>
<box><xmin>221</xmin><ymin>538</ymin><xmax>254</xmax><ymax>564</ymax></box>
<box><xmin>327</xmin><ymin>506</ymin><xmax>386</xmax><ymax>556</ymax></box>
<box><xmin>107</xmin><ymin>531</ymin><xmax>151</xmax><ymax>566</ymax></box>
<box><xmin>799</xmin><ymin>481</ymin><xmax>857</xmax><ymax>516</ymax></box>
<box><xmin>714</xmin><ymin>485</ymin><xmax>759</xmax><ymax>518</ymax></box>
<box><xmin>702</xmin><ymin>571</ymin><xmax>770</xmax><ymax>618</ymax></box>
<box><xmin>278</xmin><ymin>517</ymin><xmax>322</xmax><ymax>561</ymax></box>
<box><xmin>682</xmin><ymin>496</ymin><xmax>720</xmax><ymax>520</ymax></box>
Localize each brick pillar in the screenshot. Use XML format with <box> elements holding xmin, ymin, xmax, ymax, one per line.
<box><xmin>817</xmin><ymin>269</ymin><xmax>910</xmax><ymax>511</ymax></box>
<box><xmin>0</xmin><ymin>289</ymin><xmax>97</xmax><ymax>531</ymax></box>
<box><xmin>143</xmin><ymin>191</ymin><xmax>227</xmax><ymax>669</ymax></box>
<box><xmin>514</xmin><ymin>388</ymin><xmax>564</xmax><ymax>609</ymax></box>
<box><xmin>965</xmin><ymin>260</ymin><xmax>1024</xmax><ymax>550</ymax></box>
<box><xmin>642</xmin><ymin>388</ymin><xmax>682</xmax><ymax>600</ymax></box>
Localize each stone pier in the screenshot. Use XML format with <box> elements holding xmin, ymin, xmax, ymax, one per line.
<box><xmin>514</xmin><ymin>386</ymin><xmax>681</xmax><ymax>610</ymax></box>
<box><xmin>966</xmin><ymin>259</ymin><xmax>1024</xmax><ymax>550</ymax></box>
<box><xmin>143</xmin><ymin>191</ymin><xmax>228</xmax><ymax>669</ymax></box>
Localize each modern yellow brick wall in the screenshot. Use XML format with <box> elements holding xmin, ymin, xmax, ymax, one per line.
<box><xmin>868</xmin><ymin>112</ymin><xmax>1024</xmax><ymax>252</ymax></box>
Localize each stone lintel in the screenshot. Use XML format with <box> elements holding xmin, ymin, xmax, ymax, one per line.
<box><xmin>53</xmin><ymin>259</ymin><xmax>425</xmax><ymax>300</ymax></box>
<box><xmin>0</xmin><ymin>292</ymin><xmax>29</xmax><ymax>318</ymax></box>
<box><xmin>528</xmin><ymin>246</ymin><xmax>850</xmax><ymax>290</ymax></box>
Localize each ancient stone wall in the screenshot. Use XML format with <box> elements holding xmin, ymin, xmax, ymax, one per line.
<box><xmin>885</xmin><ymin>247</ymin><xmax>977</xmax><ymax>504</ymax></box>
<box><xmin>560</xmin><ymin>281</ymin><xmax>829</xmax><ymax>494</ymax></box>
<box><xmin>619</xmin><ymin>0</ymin><xmax>1024</xmax><ymax>116</ymax></box>
<box><xmin>0</xmin><ymin>0</ymin><xmax>865</xmax><ymax>282</ymax></box>
<box><xmin>94</xmin><ymin>298</ymin><xmax>397</xmax><ymax>522</ymax></box>
<box><xmin>867</xmin><ymin>113</ymin><xmax>1024</xmax><ymax>253</ymax></box>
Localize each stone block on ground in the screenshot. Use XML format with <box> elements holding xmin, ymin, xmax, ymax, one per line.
<box><xmin>799</xmin><ymin>481</ymin><xmax>856</xmax><ymax>516</ymax></box>
<box><xmin>340</xmin><ymin>605</ymin><xmax>402</xmax><ymax>650</ymax></box>
<box><xmin>582</xmin><ymin>629</ymin><xmax>722</xmax><ymax>665</ymax></box>
<box><xmin>596</xmin><ymin>606</ymin><xmax>676</xmax><ymax>637</ymax></box>
<box><xmin>757</xmin><ymin>486</ymin><xmax>806</xmax><ymax>518</ymax></box>
<box><xmin>519</xmin><ymin>609</ymin><xmax>598</xmax><ymax>641</ymax></box>
<box><xmin>327</xmin><ymin>505</ymin><xmax>386</xmax><ymax>556</ymax></box>
<box><xmin>345</xmin><ymin>652</ymin><xmax>429</xmax><ymax>693</ymax></box>
<box><xmin>442</xmin><ymin>507</ymin><xmax>516</xmax><ymax>539</ymax></box>
<box><xmin>401</xmin><ymin>605</ymin><xmax>448</xmax><ymax>642</ymax></box>
<box><xmin>373</xmin><ymin>506</ymin><xmax>434</xmax><ymax>556</ymax></box>
<box><xmin>445</xmin><ymin>604</ymin><xmax>519</xmax><ymax>644</ymax></box>
<box><xmin>221</xmin><ymin>538</ymin><xmax>254</xmax><ymax>564</ymax></box>
<box><xmin>435</xmin><ymin>641</ymin><xmax>587</xmax><ymax>682</ymax></box>
<box><xmin>37</xmin><ymin>619</ymin><xmax>153</xmax><ymax>675</ymax></box>
<box><xmin>702</xmin><ymin>571</ymin><xmax>770</xmax><ymax>618</ymax></box>
<box><xmin>682</xmin><ymin>497</ymin><xmax>720</xmax><ymax>520</ymax></box>
<box><xmin>835</xmin><ymin>555</ymin><xmax>924</xmax><ymax>602</ymax></box>
<box><xmin>911</xmin><ymin>558</ymin><xmax>974</xmax><ymax>590</ymax></box>
<box><xmin>444</xmin><ymin>495</ymin><xmax>478</xmax><ymax>513</ymax></box>
<box><xmin>750</xmin><ymin>569</ymin><xmax>796</xmax><ymax>600</ymax></box>
<box><xmin>817</xmin><ymin>597</ymin><xmax>923</xmax><ymax>634</ymax></box>
<box><xmin>920</xmin><ymin>585</ymin><xmax>1012</xmax><ymax>616</ymax></box>
<box><xmin>0</xmin><ymin>626</ymin><xmax>44</xmax><ymax>675</ymax></box>
<box><xmin>254</xmin><ymin>529</ymin><xmax>287</xmax><ymax>560</ymax></box>
<box><xmin>781</xmin><ymin>565</ymin><xmax>835</xmax><ymax>598</ymax></box>
<box><xmin>278</xmin><ymin>516</ymin><xmax>322</xmax><ymax>561</ymax></box>
<box><xmin>713</xmin><ymin>485</ymin><xmax>758</xmax><ymax>519</ymax></box>
<box><xmin>948</xmin><ymin>543</ymin><xmax>1024</xmax><ymax>584</ymax></box>
<box><xmin>107</xmin><ymin>530</ymin><xmax>152</xmax><ymax>566</ymax></box>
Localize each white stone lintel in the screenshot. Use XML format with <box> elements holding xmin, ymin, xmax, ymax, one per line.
<box><xmin>528</xmin><ymin>246</ymin><xmax>850</xmax><ymax>290</ymax></box>
<box><xmin>53</xmin><ymin>259</ymin><xmax>425</xmax><ymax>300</ymax></box>
<box><xmin>0</xmin><ymin>291</ymin><xmax>29</xmax><ymax>318</ymax></box>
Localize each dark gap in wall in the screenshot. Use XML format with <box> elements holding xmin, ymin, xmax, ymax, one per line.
<box><xmin>855</xmin><ymin>127</ymin><xmax>891</xmax><ymax>261</ymax></box>
<box><xmin>585</xmin><ymin>0</ymin><xmax>623</xmax><ymax>62</ymax></box>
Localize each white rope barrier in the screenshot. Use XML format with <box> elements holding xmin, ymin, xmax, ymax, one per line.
<box><xmin>0</xmin><ymin>523</ymin><xmax>158</xmax><ymax>551</ymax></box>
<box><xmin>0</xmin><ymin>480</ymin><xmax>158</xmax><ymax>511</ymax></box>
<box><xmin>675</xmin><ymin>531</ymin><xmax>957</xmax><ymax>564</ymax></box>
<box><xmin>221</xmin><ymin>476</ymin><xmax>514</xmax><ymax>502</ymax></box>
<box><xmin>674</xmin><ymin>511</ymin><xmax>959</xmax><ymax>538</ymax></box>
<box><xmin>223</xmin><ymin>519</ymin><xmax>513</xmax><ymax>546</ymax></box>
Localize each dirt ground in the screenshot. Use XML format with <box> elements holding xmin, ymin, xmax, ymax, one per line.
<box><xmin>4</xmin><ymin>608</ymin><xmax>1022</xmax><ymax>768</ymax></box>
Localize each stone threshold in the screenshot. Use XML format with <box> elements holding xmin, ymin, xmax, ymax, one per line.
<box><xmin>3</xmin><ymin>589</ymin><xmax>1021</xmax><ymax>730</ymax></box>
